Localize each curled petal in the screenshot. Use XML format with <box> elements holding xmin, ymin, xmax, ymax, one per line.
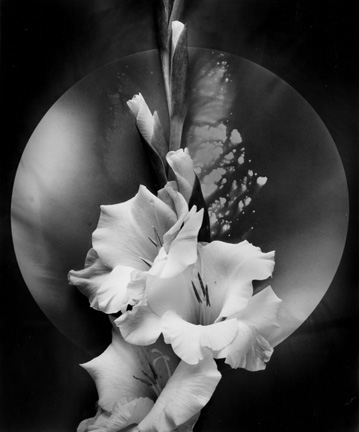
<box><xmin>126</xmin><ymin>271</ymin><xmax>147</xmax><ymax>307</ymax></box>
<box><xmin>135</xmin><ymin>355</ymin><xmax>221</xmax><ymax>432</ymax></box>
<box><xmin>127</xmin><ymin>93</ymin><xmax>154</xmax><ymax>144</ymax></box>
<box><xmin>162</xmin><ymin>311</ymin><xmax>238</xmax><ymax>365</ymax></box>
<box><xmin>167</xmin><ymin>148</ymin><xmax>196</xmax><ymax>203</ymax></box>
<box><xmin>94</xmin><ymin>266</ymin><xmax>136</xmax><ymax>314</ymax></box>
<box><xmin>68</xmin><ymin>248</ymin><xmax>110</xmax><ymax>307</ymax></box>
<box><xmin>116</xmin><ymin>305</ymin><xmax>162</xmax><ymax>346</ymax></box>
<box><xmin>69</xmin><ymin>260</ymin><xmax>135</xmax><ymax>314</ymax></box>
<box><xmin>235</xmin><ymin>286</ymin><xmax>282</xmax><ymax>337</ymax></box>
<box><xmin>199</xmin><ymin>240</ymin><xmax>275</xmax><ymax>322</ymax></box>
<box><xmin>219</xmin><ymin>287</ymin><xmax>282</xmax><ymax>371</ymax></box>
<box><xmin>69</xmin><ymin>249</ymin><xmax>135</xmax><ymax>314</ymax></box>
<box><xmin>93</xmin><ymin>185</ymin><xmax>177</xmax><ymax>270</ymax></box>
<box><xmin>222</xmin><ymin>323</ymin><xmax>273</xmax><ymax>371</ymax></box>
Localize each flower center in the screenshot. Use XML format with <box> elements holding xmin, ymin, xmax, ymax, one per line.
<box><xmin>132</xmin><ymin>349</ymin><xmax>172</xmax><ymax>399</ymax></box>
<box><xmin>191</xmin><ymin>271</ymin><xmax>211</xmax><ymax>307</ymax></box>
<box><xmin>192</xmin><ymin>271</ymin><xmax>213</xmax><ymax>326</ymax></box>
<box><xmin>133</xmin><ymin>361</ymin><xmax>162</xmax><ymax>398</ymax></box>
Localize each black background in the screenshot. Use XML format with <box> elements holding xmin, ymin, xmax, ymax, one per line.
<box><xmin>1</xmin><ymin>1</ymin><xmax>358</xmax><ymax>431</ymax></box>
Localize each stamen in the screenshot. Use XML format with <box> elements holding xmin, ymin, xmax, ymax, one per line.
<box><xmin>141</xmin><ymin>370</ymin><xmax>152</xmax><ymax>382</ymax></box>
<box><xmin>197</xmin><ymin>272</ymin><xmax>207</xmax><ymax>297</ymax></box>
<box><xmin>139</xmin><ymin>257</ymin><xmax>153</xmax><ymax>268</ymax></box>
<box><xmin>148</xmin><ymin>236</ymin><xmax>157</xmax><ymax>247</ymax></box>
<box><xmin>133</xmin><ymin>375</ymin><xmax>152</xmax><ymax>387</ymax></box>
<box><xmin>133</xmin><ymin>372</ymin><xmax>160</xmax><ymax>397</ymax></box>
<box><xmin>153</xmin><ymin>226</ymin><xmax>163</xmax><ymax>247</ymax></box>
<box><xmin>191</xmin><ymin>281</ymin><xmax>202</xmax><ymax>303</ymax></box>
<box><xmin>205</xmin><ymin>284</ymin><xmax>211</xmax><ymax>307</ymax></box>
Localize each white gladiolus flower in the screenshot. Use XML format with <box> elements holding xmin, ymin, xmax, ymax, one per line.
<box><xmin>69</xmin><ymin>184</ymin><xmax>203</xmax><ymax>314</ymax></box>
<box><xmin>77</xmin><ymin>323</ymin><xmax>221</xmax><ymax>432</ymax></box>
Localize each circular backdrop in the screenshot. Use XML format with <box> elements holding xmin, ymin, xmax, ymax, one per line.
<box><xmin>11</xmin><ymin>49</ymin><xmax>348</xmax><ymax>354</ymax></box>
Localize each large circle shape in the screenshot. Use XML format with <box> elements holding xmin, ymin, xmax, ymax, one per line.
<box><xmin>11</xmin><ymin>49</ymin><xmax>348</xmax><ymax>353</ymax></box>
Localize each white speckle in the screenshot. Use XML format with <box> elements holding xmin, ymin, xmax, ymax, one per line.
<box><xmin>224</xmin><ymin>151</ymin><xmax>235</xmax><ymax>161</ymax></box>
<box><xmin>222</xmin><ymin>223</ymin><xmax>230</xmax><ymax>233</ymax></box>
<box><xmin>230</xmin><ymin>129</ymin><xmax>242</xmax><ymax>144</ymax></box>
<box><xmin>257</xmin><ymin>176</ymin><xmax>268</xmax><ymax>186</ymax></box>
<box><xmin>237</xmin><ymin>156</ymin><xmax>245</xmax><ymax>165</ymax></box>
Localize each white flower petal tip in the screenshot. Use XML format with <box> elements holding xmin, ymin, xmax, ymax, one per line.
<box><xmin>171</xmin><ymin>21</ymin><xmax>186</xmax><ymax>53</ymax></box>
<box><xmin>166</xmin><ymin>148</ymin><xmax>196</xmax><ymax>202</ymax></box>
<box><xmin>162</xmin><ymin>311</ymin><xmax>238</xmax><ymax>365</ymax></box>
<box><xmin>127</xmin><ymin>93</ymin><xmax>154</xmax><ymax>144</ymax></box>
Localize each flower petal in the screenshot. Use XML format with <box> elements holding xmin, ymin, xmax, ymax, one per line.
<box><xmin>95</xmin><ymin>266</ymin><xmax>136</xmax><ymax>314</ymax></box>
<box><xmin>162</xmin><ymin>310</ymin><xmax>238</xmax><ymax>365</ymax></box>
<box><xmin>162</xmin><ymin>209</ymin><xmax>203</xmax><ymax>278</ymax></box>
<box><xmin>157</xmin><ymin>181</ymin><xmax>179</xmax><ymax>212</ymax></box>
<box><xmin>199</xmin><ymin>240</ymin><xmax>275</xmax><ymax>322</ymax></box>
<box><xmin>116</xmin><ymin>305</ymin><xmax>162</xmax><ymax>346</ymax></box>
<box><xmin>236</xmin><ymin>286</ymin><xmax>282</xmax><ymax>338</ymax></box>
<box><xmin>127</xmin><ymin>93</ymin><xmax>154</xmax><ymax>144</ymax></box>
<box><xmin>167</xmin><ymin>148</ymin><xmax>195</xmax><ymax>203</ymax></box>
<box><xmin>171</xmin><ymin>21</ymin><xmax>185</xmax><ymax>56</ymax></box>
<box><xmin>93</xmin><ymin>185</ymin><xmax>177</xmax><ymax>270</ymax></box>
<box><xmin>82</xmin><ymin>328</ymin><xmax>154</xmax><ymax>412</ymax></box>
<box><xmin>219</xmin><ymin>287</ymin><xmax>282</xmax><ymax>371</ymax></box>
<box><xmin>135</xmin><ymin>355</ymin><xmax>221</xmax><ymax>432</ymax></box>
<box><xmin>126</xmin><ymin>271</ymin><xmax>147</xmax><ymax>307</ymax></box>
<box><xmin>222</xmin><ymin>322</ymin><xmax>274</xmax><ymax>371</ymax></box>
<box><xmin>68</xmin><ymin>248</ymin><xmax>110</xmax><ymax>306</ymax></box>
<box><xmin>77</xmin><ymin>407</ymin><xmax>109</xmax><ymax>432</ymax></box>
<box><xmin>68</xmin><ymin>249</ymin><xmax>138</xmax><ymax>314</ymax></box>
<box><xmin>150</xmin><ymin>208</ymin><xmax>204</xmax><ymax>279</ymax></box>
<box><xmin>87</xmin><ymin>397</ymin><xmax>154</xmax><ymax>432</ymax></box>
<box><xmin>161</xmin><ymin>187</ymin><xmax>194</xmax><ymax>250</ymax></box>
<box><xmin>146</xmin><ymin>269</ymin><xmax>197</xmax><ymax>324</ymax></box>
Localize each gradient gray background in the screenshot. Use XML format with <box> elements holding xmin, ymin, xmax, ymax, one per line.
<box><xmin>1</xmin><ymin>1</ymin><xmax>358</xmax><ymax>431</ymax></box>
